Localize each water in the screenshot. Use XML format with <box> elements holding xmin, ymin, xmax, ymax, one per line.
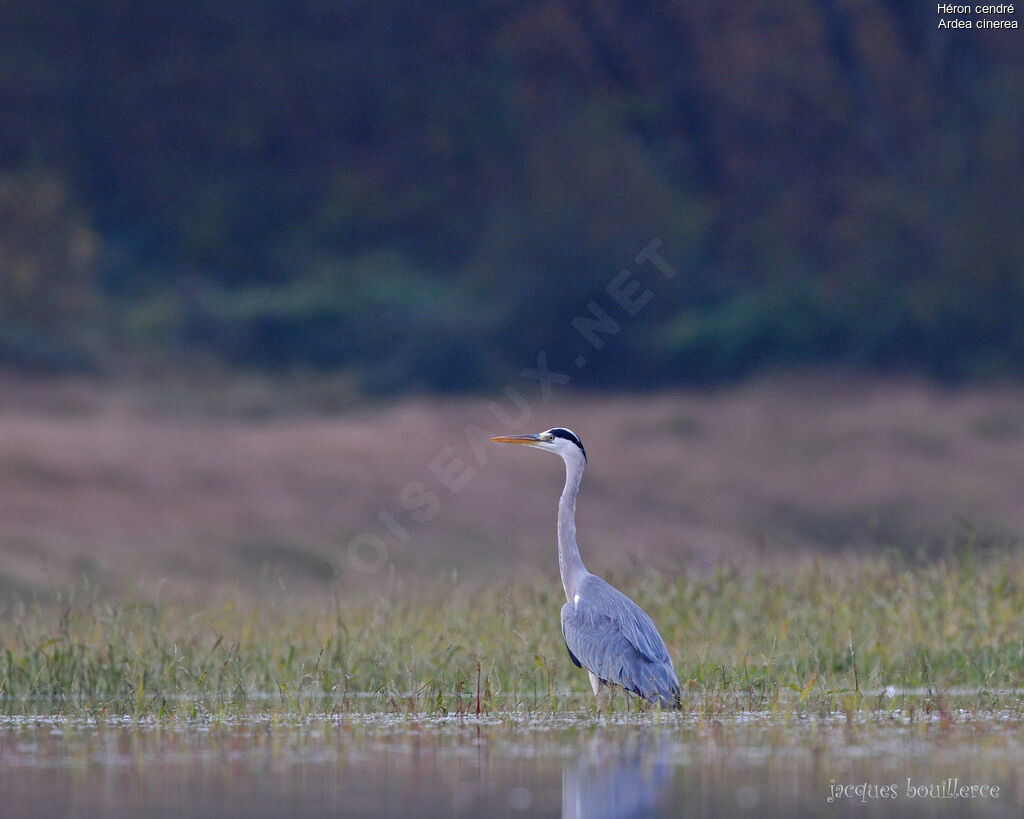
<box><xmin>2</xmin><ymin>710</ymin><xmax>1021</xmax><ymax>817</ymax></box>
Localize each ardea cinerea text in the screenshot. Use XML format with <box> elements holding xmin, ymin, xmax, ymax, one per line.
<box><xmin>491</xmin><ymin>428</ymin><xmax>681</xmax><ymax>708</ymax></box>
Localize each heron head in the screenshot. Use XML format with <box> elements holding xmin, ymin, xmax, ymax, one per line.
<box><xmin>490</xmin><ymin>427</ymin><xmax>586</xmax><ymax>462</ymax></box>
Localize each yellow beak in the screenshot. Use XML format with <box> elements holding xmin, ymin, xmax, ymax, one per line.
<box><xmin>490</xmin><ymin>434</ymin><xmax>541</xmax><ymax>445</ymax></box>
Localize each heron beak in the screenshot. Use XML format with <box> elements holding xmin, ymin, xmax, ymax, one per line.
<box><xmin>490</xmin><ymin>434</ymin><xmax>541</xmax><ymax>446</ymax></box>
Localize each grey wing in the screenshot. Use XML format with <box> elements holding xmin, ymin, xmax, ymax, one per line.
<box><xmin>561</xmin><ymin>599</ymin><xmax>641</xmax><ymax>687</ymax></box>
<box><xmin>586</xmin><ymin>576</ymin><xmax>673</xmax><ymax>665</ymax></box>
<box><xmin>561</xmin><ymin>577</ymin><xmax>680</xmax><ymax>706</ymax></box>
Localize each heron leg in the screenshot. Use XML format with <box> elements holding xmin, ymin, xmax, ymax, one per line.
<box><xmin>587</xmin><ymin>671</ymin><xmax>602</xmax><ymax>697</ymax></box>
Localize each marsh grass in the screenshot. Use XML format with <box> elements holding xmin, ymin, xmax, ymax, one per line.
<box><xmin>4</xmin><ymin>552</ymin><xmax>1024</xmax><ymax>721</ymax></box>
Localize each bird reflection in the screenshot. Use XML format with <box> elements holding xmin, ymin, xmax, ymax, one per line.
<box><xmin>562</xmin><ymin>732</ymin><xmax>672</xmax><ymax>819</ymax></box>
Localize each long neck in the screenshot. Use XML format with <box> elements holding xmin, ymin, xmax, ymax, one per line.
<box><xmin>557</xmin><ymin>450</ymin><xmax>589</xmax><ymax>602</ymax></box>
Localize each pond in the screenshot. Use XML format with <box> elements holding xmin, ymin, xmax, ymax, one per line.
<box><xmin>2</xmin><ymin>708</ymin><xmax>1021</xmax><ymax>817</ymax></box>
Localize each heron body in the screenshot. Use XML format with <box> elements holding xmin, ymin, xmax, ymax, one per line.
<box><xmin>491</xmin><ymin>428</ymin><xmax>681</xmax><ymax>708</ymax></box>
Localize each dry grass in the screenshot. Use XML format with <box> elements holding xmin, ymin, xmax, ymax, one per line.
<box><xmin>1</xmin><ymin>372</ymin><xmax>1024</xmax><ymax>600</ymax></box>
<box><xmin>4</xmin><ymin>373</ymin><xmax>1024</xmax><ymax>718</ymax></box>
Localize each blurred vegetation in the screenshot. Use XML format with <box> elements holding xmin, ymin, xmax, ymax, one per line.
<box><xmin>4</xmin><ymin>553</ymin><xmax>1024</xmax><ymax>717</ymax></box>
<box><xmin>1</xmin><ymin>1</ymin><xmax>1021</xmax><ymax>391</ymax></box>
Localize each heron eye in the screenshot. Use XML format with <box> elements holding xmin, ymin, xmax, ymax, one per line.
<box><xmin>542</xmin><ymin>433</ymin><xmax>554</xmax><ymax>441</ymax></box>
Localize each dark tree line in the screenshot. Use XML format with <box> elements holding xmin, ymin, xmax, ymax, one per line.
<box><xmin>1</xmin><ymin>1</ymin><xmax>1021</xmax><ymax>390</ymax></box>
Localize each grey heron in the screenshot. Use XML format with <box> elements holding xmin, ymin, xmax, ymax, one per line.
<box><xmin>491</xmin><ymin>428</ymin><xmax>681</xmax><ymax>708</ymax></box>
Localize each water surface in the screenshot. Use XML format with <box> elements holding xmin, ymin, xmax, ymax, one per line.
<box><xmin>2</xmin><ymin>710</ymin><xmax>1021</xmax><ymax>817</ymax></box>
